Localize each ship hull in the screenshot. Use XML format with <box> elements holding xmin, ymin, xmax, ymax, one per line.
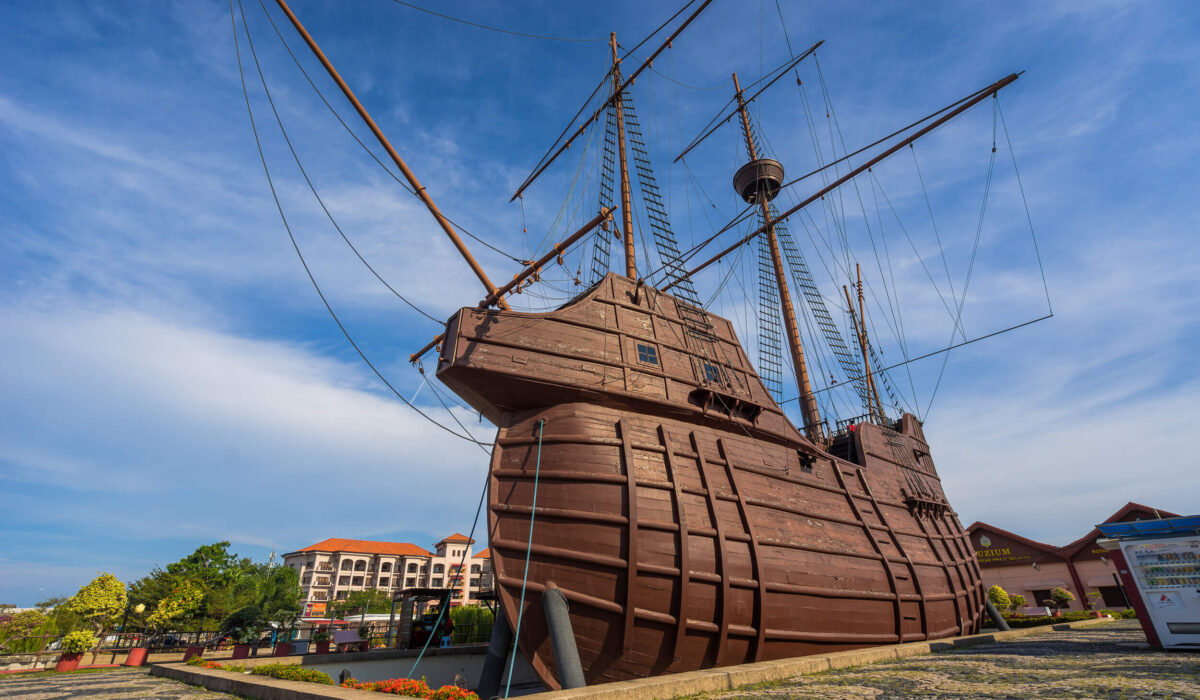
<box><xmin>437</xmin><ymin>273</ymin><xmax>984</xmax><ymax>689</ymax></box>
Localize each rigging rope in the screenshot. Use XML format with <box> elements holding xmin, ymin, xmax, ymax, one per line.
<box><xmin>405</xmin><ymin>441</ymin><xmax>493</xmax><ymax>678</ymax></box>
<box><xmin>922</xmin><ymin>97</ymin><xmax>999</xmax><ymax>419</ymax></box>
<box><xmin>505</xmin><ymin>419</ymin><xmax>545</xmax><ymax>698</ymax></box>
<box><xmin>258</xmin><ymin>0</ymin><xmax>525</xmax><ymax>265</ymax></box>
<box><xmin>231</xmin><ymin>0</ymin><xmax>490</xmax><ymax>448</ymax></box>
<box><xmin>386</xmin><ymin>0</ymin><xmax>604</xmax><ymax>43</ymax></box>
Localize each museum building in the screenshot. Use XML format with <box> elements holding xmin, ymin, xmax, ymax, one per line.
<box><xmin>968</xmin><ymin>502</ymin><xmax>1177</xmax><ymax>612</ymax></box>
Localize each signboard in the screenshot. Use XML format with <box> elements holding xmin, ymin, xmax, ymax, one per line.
<box><xmin>971</xmin><ymin>528</ymin><xmax>1047</xmax><ymax>566</ymax></box>
<box><xmin>304</xmin><ymin>602</ymin><xmax>327</xmax><ymax>617</ymax></box>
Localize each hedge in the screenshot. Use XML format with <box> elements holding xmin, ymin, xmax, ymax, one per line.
<box><xmin>249</xmin><ymin>663</ymin><xmax>334</xmax><ymax>685</ymax></box>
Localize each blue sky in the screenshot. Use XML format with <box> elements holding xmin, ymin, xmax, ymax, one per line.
<box><xmin>2</xmin><ymin>0</ymin><xmax>1198</xmax><ymax>606</ymax></box>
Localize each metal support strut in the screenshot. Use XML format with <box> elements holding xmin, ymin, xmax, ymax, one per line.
<box><xmin>476</xmin><ymin>609</ymin><xmax>513</xmax><ymax>700</ymax></box>
<box><xmin>542</xmin><ymin>584</ymin><xmax>586</xmax><ymax>689</ymax></box>
<box><xmin>984</xmin><ymin>598</ymin><xmax>1010</xmax><ymax>631</ymax></box>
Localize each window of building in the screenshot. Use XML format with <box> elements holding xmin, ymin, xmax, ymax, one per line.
<box><xmin>338</xmin><ymin>576</ymin><xmax>349</xmax><ymax>585</ymax></box>
<box><xmin>352</xmin><ymin>576</ymin><xmax>363</xmax><ymax>586</ymax></box>
<box><xmin>381</xmin><ymin>563</ymin><xmax>392</xmax><ymax>572</ymax></box>
<box><xmin>317</xmin><ymin>577</ymin><xmax>330</xmax><ymax>586</ymax></box>
<box><xmin>470</xmin><ymin>578</ymin><xmax>480</xmax><ymax>587</ymax></box>
<box><xmin>318</xmin><ymin>562</ymin><xmax>332</xmax><ymax>571</ymax></box>
<box><xmin>636</xmin><ymin>343</ymin><xmax>658</xmax><ymax>366</ymax></box>
<box><xmin>1028</xmin><ymin>589</ymin><xmax>1055</xmax><ymax>608</ymax></box>
<box><xmin>433</xmin><ymin>564</ymin><xmax>444</xmax><ymax>574</ymax></box>
<box><xmin>1099</xmin><ymin>585</ymin><xmax>1127</xmax><ymax>608</ymax></box>
<box><xmin>354</xmin><ymin>561</ymin><xmax>366</xmax><ymax>571</ymax></box>
<box><xmin>470</xmin><ymin>564</ymin><xmax>481</xmax><ymax>574</ymax></box>
<box><xmin>302</xmin><ymin>576</ymin><xmax>311</xmax><ymax>585</ymax></box>
<box><xmin>305</xmin><ymin>562</ymin><xmax>313</xmax><ymax>569</ymax></box>
<box><xmin>432</xmin><ymin>578</ymin><xmax>443</xmax><ymax>587</ymax></box>
<box><xmin>341</xmin><ymin>560</ymin><xmax>353</xmax><ymax>570</ymax></box>
<box><xmin>313</xmin><ymin>592</ymin><xmax>328</xmax><ymax>601</ymax></box>
<box><xmin>336</xmin><ymin>591</ymin><xmax>347</xmax><ymax>600</ymax></box>
<box><xmin>379</xmin><ymin>577</ymin><xmax>389</xmax><ymax>586</ymax></box>
<box><xmin>407</xmin><ymin>563</ymin><xmax>418</xmax><ymax>573</ymax></box>
<box><xmin>406</xmin><ymin>577</ymin><xmax>416</xmax><ymax>587</ymax></box>
<box><xmin>702</xmin><ymin>361</ymin><xmax>723</xmax><ymax>385</ymax></box>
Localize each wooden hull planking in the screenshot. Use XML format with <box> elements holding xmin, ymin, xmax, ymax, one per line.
<box><xmin>436</xmin><ymin>273</ymin><xmax>984</xmax><ymax>689</ymax></box>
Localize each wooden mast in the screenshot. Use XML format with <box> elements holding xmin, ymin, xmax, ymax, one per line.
<box><xmin>843</xmin><ymin>263</ymin><xmax>884</xmax><ymax>421</ymax></box>
<box><xmin>733</xmin><ymin>72</ymin><xmax>822</xmax><ymax>440</ymax></box>
<box><xmin>274</xmin><ymin>0</ymin><xmax>510</xmax><ymax>309</ymax></box>
<box><xmin>610</xmin><ymin>32</ymin><xmax>637</xmax><ymax>279</ymax></box>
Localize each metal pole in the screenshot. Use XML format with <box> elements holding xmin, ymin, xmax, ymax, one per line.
<box><xmin>274</xmin><ymin>0</ymin><xmax>510</xmax><ymax>310</ymax></box>
<box><xmin>541</xmin><ymin>586</ymin><xmax>585</xmax><ymax>689</ymax></box>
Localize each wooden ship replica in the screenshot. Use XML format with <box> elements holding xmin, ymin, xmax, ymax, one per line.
<box><xmin>267</xmin><ymin>0</ymin><xmax>1026</xmax><ymax>691</ymax></box>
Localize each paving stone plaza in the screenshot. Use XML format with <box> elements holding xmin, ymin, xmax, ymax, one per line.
<box><xmin>0</xmin><ymin>621</ymin><xmax>1196</xmax><ymax>699</ymax></box>
<box><xmin>0</xmin><ymin>667</ymin><xmax>236</xmax><ymax>699</ymax></box>
<box><xmin>703</xmin><ymin>621</ymin><xmax>1200</xmax><ymax>699</ymax></box>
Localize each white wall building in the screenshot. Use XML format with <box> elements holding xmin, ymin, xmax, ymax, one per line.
<box><xmin>282</xmin><ymin>534</ymin><xmax>493</xmax><ymax>615</ymax></box>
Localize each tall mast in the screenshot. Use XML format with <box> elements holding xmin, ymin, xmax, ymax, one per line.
<box><xmin>274</xmin><ymin>0</ymin><xmax>509</xmax><ymax>309</ymax></box>
<box><xmin>843</xmin><ymin>264</ymin><xmax>884</xmax><ymax>421</ymax></box>
<box><xmin>732</xmin><ymin>72</ymin><xmax>822</xmax><ymax>440</ymax></box>
<box><xmin>610</xmin><ymin>32</ymin><xmax>637</xmax><ymax>279</ymax></box>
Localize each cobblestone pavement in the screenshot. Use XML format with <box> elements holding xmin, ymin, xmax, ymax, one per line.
<box><xmin>703</xmin><ymin>621</ymin><xmax>1200</xmax><ymax>699</ymax></box>
<box><xmin>0</xmin><ymin>666</ymin><xmax>238</xmax><ymax>699</ymax></box>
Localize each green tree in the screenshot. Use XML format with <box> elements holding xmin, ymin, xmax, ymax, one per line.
<box><xmin>66</xmin><ymin>573</ymin><xmax>127</xmax><ymax>642</ymax></box>
<box><xmin>330</xmin><ymin>589</ymin><xmax>392</xmax><ymax>619</ymax></box>
<box><xmin>219</xmin><ymin>604</ymin><xmax>265</xmax><ymax>644</ymax></box>
<box><xmin>129</xmin><ymin>542</ymin><xmax>259</xmax><ymax>631</ymax></box>
<box><xmin>36</xmin><ymin>596</ymin><xmax>80</xmax><ymax>637</ymax></box>
<box><xmin>986</xmin><ymin>585</ymin><xmax>1010</xmax><ymax>611</ymax></box>
<box><xmin>1008</xmin><ymin>593</ymin><xmax>1027</xmax><ymax>612</ymax></box>
<box><xmin>0</xmin><ymin>610</ymin><xmax>54</xmax><ymax>654</ymax></box>
<box><xmin>146</xmin><ymin>580</ymin><xmax>205</xmax><ymax>630</ymax></box>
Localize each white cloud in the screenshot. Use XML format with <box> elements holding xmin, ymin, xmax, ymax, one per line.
<box><xmin>0</xmin><ymin>303</ymin><xmax>494</xmax><ymax>548</ymax></box>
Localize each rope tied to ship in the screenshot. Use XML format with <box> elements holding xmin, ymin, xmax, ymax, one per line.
<box><xmin>505</xmin><ymin>418</ymin><xmax>545</xmax><ymax>697</ymax></box>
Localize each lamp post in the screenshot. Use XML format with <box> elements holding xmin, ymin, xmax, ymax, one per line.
<box><xmin>121</xmin><ymin>603</ymin><xmax>147</xmax><ymax>667</ymax></box>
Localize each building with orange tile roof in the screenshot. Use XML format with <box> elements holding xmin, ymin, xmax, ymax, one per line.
<box><xmin>283</xmin><ymin>535</ymin><xmax>492</xmax><ymax>614</ymax></box>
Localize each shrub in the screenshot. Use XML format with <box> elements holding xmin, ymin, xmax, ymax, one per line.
<box><xmin>1119</xmin><ymin>608</ymin><xmax>1138</xmax><ymax>619</ymax></box>
<box><xmin>60</xmin><ymin>630</ymin><xmax>98</xmax><ymax>654</ymax></box>
<box><xmin>341</xmin><ymin>676</ymin><xmax>479</xmax><ymax>699</ymax></box>
<box><xmin>1008</xmin><ymin>594</ymin><xmax>1027</xmax><ymax>612</ymax></box>
<box><xmin>999</xmin><ymin>610</ymin><xmax>1098</xmax><ymax>628</ymax></box>
<box><xmin>986</xmin><ymin>585</ymin><xmax>1010</xmax><ymax>611</ymax></box>
<box><xmin>1046</xmin><ymin>587</ymin><xmax>1075</xmax><ymax>610</ymax></box>
<box><xmin>250</xmin><ymin>663</ymin><xmax>334</xmax><ymax>685</ymax></box>
<box><xmin>449</xmin><ymin>605</ymin><xmax>494</xmax><ymax>645</ymax></box>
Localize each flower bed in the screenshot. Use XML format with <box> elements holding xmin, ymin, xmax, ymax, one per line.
<box><xmin>186</xmin><ymin>657</ymin><xmax>245</xmax><ymax>672</ymax></box>
<box><xmin>341</xmin><ymin>677</ymin><xmax>479</xmax><ymax>699</ymax></box>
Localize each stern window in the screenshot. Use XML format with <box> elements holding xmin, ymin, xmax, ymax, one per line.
<box><xmin>636</xmin><ymin>343</ymin><xmax>659</xmax><ymax>366</ymax></box>
<box><xmin>702</xmin><ymin>361</ymin><xmax>724</xmax><ymax>385</ymax></box>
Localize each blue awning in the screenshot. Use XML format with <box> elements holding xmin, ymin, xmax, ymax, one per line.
<box><xmin>1097</xmin><ymin>515</ymin><xmax>1200</xmax><ymax>539</ymax></box>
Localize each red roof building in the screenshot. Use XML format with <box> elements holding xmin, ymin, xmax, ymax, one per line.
<box><xmin>283</xmin><ymin>535</ymin><xmax>493</xmax><ymax>613</ymax></box>
<box><xmin>968</xmin><ymin>502</ymin><xmax>1178</xmax><ymax>613</ymax></box>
